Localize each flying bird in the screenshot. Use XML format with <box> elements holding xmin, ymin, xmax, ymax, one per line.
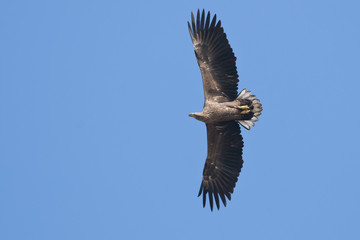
<box><xmin>188</xmin><ymin>9</ymin><xmax>263</xmax><ymax>211</ymax></box>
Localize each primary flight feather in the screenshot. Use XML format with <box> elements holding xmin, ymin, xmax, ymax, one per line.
<box><xmin>188</xmin><ymin>9</ymin><xmax>263</xmax><ymax>211</ymax></box>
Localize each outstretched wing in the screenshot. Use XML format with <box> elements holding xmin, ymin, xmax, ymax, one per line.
<box><xmin>188</xmin><ymin>9</ymin><xmax>239</xmax><ymax>103</ymax></box>
<box><xmin>199</xmin><ymin>121</ymin><xmax>244</xmax><ymax>210</ymax></box>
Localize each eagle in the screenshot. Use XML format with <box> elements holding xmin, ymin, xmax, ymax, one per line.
<box><xmin>188</xmin><ymin>9</ymin><xmax>263</xmax><ymax>210</ymax></box>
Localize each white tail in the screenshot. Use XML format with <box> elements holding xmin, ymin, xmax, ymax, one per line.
<box><xmin>237</xmin><ymin>89</ymin><xmax>262</xmax><ymax>130</ymax></box>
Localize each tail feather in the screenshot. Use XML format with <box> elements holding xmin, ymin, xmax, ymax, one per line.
<box><xmin>236</xmin><ymin>89</ymin><xmax>262</xmax><ymax>130</ymax></box>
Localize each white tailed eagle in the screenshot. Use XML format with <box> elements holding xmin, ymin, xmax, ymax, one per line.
<box><xmin>188</xmin><ymin>10</ymin><xmax>263</xmax><ymax>210</ymax></box>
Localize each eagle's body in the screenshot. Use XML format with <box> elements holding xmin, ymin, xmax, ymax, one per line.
<box><xmin>188</xmin><ymin>10</ymin><xmax>263</xmax><ymax>210</ymax></box>
<box><xmin>190</xmin><ymin>100</ymin><xmax>253</xmax><ymax>123</ymax></box>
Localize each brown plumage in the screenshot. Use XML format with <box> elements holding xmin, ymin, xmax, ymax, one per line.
<box><xmin>188</xmin><ymin>9</ymin><xmax>263</xmax><ymax>210</ymax></box>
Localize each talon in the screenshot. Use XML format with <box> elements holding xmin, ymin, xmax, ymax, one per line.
<box><xmin>241</xmin><ymin>110</ymin><xmax>251</xmax><ymax>114</ymax></box>
<box><xmin>237</xmin><ymin>105</ymin><xmax>249</xmax><ymax>110</ymax></box>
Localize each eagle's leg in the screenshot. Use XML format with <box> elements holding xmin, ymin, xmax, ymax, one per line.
<box><xmin>226</xmin><ymin>103</ymin><xmax>250</xmax><ymax>114</ymax></box>
<box><xmin>236</xmin><ymin>105</ymin><xmax>250</xmax><ymax>114</ymax></box>
<box><xmin>236</xmin><ymin>105</ymin><xmax>249</xmax><ymax>110</ymax></box>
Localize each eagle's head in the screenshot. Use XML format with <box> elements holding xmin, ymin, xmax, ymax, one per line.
<box><xmin>189</xmin><ymin>112</ymin><xmax>206</xmax><ymax>122</ymax></box>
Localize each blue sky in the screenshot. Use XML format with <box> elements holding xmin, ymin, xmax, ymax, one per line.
<box><xmin>1</xmin><ymin>0</ymin><xmax>360</xmax><ymax>239</ymax></box>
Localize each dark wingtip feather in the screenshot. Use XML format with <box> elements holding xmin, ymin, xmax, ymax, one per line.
<box><xmin>187</xmin><ymin>22</ymin><xmax>193</xmax><ymax>39</ymax></box>
<box><xmin>214</xmin><ymin>193</ymin><xmax>220</xmax><ymax>210</ymax></box>
<box><xmin>205</xmin><ymin>11</ymin><xmax>210</xmax><ymax>30</ymax></box>
<box><xmin>210</xmin><ymin>14</ymin><xmax>217</xmax><ymax>29</ymax></box>
<box><xmin>212</xmin><ymin>181</ymin><xmax>222</xmax><ymax>210</ymax></box>
<box><xmin>203</xmin><ymin>190</ymin><xmax>207</xmax><ymax>207</ymax></box>
<box><xmin>209</xmin><ymin>192</ymin><xmax>214</xmax><ymax>211</ymax></box>
<box><xmin>219</xmin><ymin>193</ymin><xmax>227</xmax><ymax>207</ymax></box>
<box><xmin>191</xmin><ymin>12</ymin><xmax>195</xmax><ymax>34</ymax></box>
<box><xmin>215</xmin><ymin>20</ymin><xmax>222</xmax><ymax>31</ymax></box>
<box><xmin>196</xmin><ymin>9</ymin><xmax>201</xmax><ymax>34</ymax></box>
<box><xmin>225</xmin><ymin>192</ymin><xmax>231</xmax><ymax>201</ymax></box>
<box><xmin>201</xmin><ymin>9</ymin><xmax>205</xmax><ymax>30</ymax></box>
<box><xmin>198</xmin><ymin>183</ymin><xmax>203</xmax><ymax>197</ymax></box>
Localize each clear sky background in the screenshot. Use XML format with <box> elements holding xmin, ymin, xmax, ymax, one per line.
<box><xmin>1</xmin><ymin>0</ymin><xmax>360</xmax><ymax>239</ymax></box>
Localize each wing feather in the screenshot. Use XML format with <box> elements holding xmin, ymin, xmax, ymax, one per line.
<box><xmin>188</xmin><ymin>10</ymin><xmax>239</xmax><ymax>103</ymax></box>
<box><xmin>199</xmin><ymin>121</ymin><xmax>244</xmax><ymax>210</ymax></box>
